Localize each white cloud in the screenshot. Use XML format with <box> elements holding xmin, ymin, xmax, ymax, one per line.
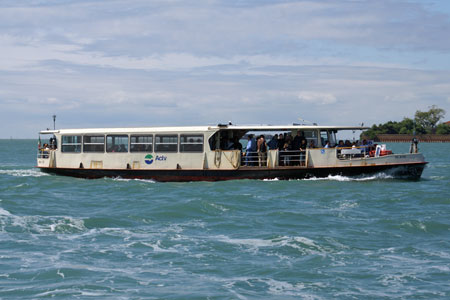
<box><xmin>1</xmin><ymin>0</ymin><xmax>450</xmax><ymax>137</ymax></box>
<box><xmin>298</xmin><ymin>91</ymin><xmax>337</xmax><ymax>105</ymax></box>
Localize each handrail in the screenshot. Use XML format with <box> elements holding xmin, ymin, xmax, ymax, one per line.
<box><xmin>37</xmin><ymin>148</ymin><xmax>54</xmax><ymax>159</ymax></box>
<box><xmin>243</xmin><ymin>149</ymin><xmax>307</xmax><ymax>167</ymax></box>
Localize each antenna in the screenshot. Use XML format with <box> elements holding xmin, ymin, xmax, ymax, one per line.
<box><xmin>297</xmin><ymin>117</ymin><xmax>315</xmax><ymax>125</ymax></box>
<box><xmin>53</xmin><ymin>114</ymin><xmax>56</xmax><ymax>130</ymax></box>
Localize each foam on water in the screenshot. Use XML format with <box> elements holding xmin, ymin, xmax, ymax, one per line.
<box><xmin>214</xmin><ymin>235</ymin><xmax>326</xmax><ymax>256</ymax></box>
<box><xmin>304</xmin><ymin>173</ymin><xmax>394</xmax><ymax>181</ymax></box>
<box><xmin>0</xmin><ymin>207</ymin><xmax>12</xmax><ymax>216</ymax></box>
<box><xmin>0</xmin><ymin>209</ymin><xmax>86</xmax><ymax>235</ymax></box>
<box><xmin>0</xmin><ymin>168</ymin><xmax>49</xmax><ymax>177</ymax></box>
<box><xmin>263</xmin><ymin>178</ymin><xmax>280</xmax><ymax>181</ymax></box>
<box><xmin>1</xmin><ymin>140</ymin><xmax>449</xmax><ymax>299</ymax></box>
<box><xmin>111</xmin><ymin>177</ymin><xmax>156</xmax><ymax>183</ymax></box>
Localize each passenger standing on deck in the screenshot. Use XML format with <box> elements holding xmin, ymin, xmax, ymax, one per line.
<box><xmin>292</xmin><ymin>131</ymin><xmax>306</xmax><ymax>166</ymax></box>
<box><xmin>278</xmin><ymin>133</ymin><xmax>286</xmax><ymax>166</ymax></box>
<box><xmin>292</xmin><ymin>131</ymin><xmax>303</xmax><ymax>149</ymax></box>
<box><xmin>257</xmin><ymin>135</ymin><xmax>267</xmax><ymax>167</ymax></box>
<box><xmin>245</xmin><ymin>134</ymin><xmax>257</xmax><ymax>166</ymax></box>
<box><xmin>283</xmin><ymin>135</ymin><xmax>293</xmax><ymax>166</ymax></box>
<box><xmin>299</xmin><ymin>138</ymin><xmax>307</xmax><ymax>166</ymax></box>
<box><xmin>267</xmin><ymin>134</ymin><xmax>278</xmax><ymax>150</ymax></box>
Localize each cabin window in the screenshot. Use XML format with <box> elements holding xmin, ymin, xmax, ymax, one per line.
<box><xmin>320</xmin><ymin>131</ymin><xmax>328</xmax><ymax>147</ymax></box>
<box><xmin>155</xmin><ymin>134</ymin><xmax>178</xmax><ymax>152</ymax></box>
<box><xmin>329</xmin><ymin>131</ymin><xmax>337</xmax><ymax>146</ymax></box>
<box><xmin>83</xmin><ymin>135</ymin><xmax>105</xmax><ymax>152</ymax></box>
<box><xmin>180</xmin><ymin>134</ymin><xmax>203</xmax><ymax>152</ymax></box>
<box><xmin>320</xmin><ymin>130</ymin><xmax>336</xmax><ymax>147</ymax></box>
<box><xmin>130</xmin><ymin>135</ymin><xmax>153</xmax><ymax>152</ymax></box>
<box><xmin>61</xmin><ymin>135</ymin><xmax>82</xmax><ymax>153</ymax></box>
<box><xmin>303</xmin><ymin>130</ymin><xmax>318</xmax><ymax>147</ymax></box>
<box><xmin>106</xmin><ymin>135</ymin><xmax>129</xmax><ymax>153</ymax></box>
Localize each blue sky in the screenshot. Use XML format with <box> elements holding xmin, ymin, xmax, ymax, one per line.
<box><xmin>1</xmin><ymin>0</ymin><xmax>450</xmax><ymax>138</ymax></box>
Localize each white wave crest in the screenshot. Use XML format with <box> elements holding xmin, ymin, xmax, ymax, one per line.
<box><xmin>111</xmin><ymin>177</ymin><xmax>156</xmax><ymax>183</ymax></box>
<box><xmin>134</xmin><ymin>179</ymin><xmax>156</xmax><ymax>183</ymax></box>
<box><xmin>304</xmin><ymin>173</ymin><xmax>394</xmax><ymax>182</ymax></box>
<box><xmin>140</xmin><ymin>240</ymin><xmax>180</xmax><ymax>253</ymax></box>
<box><xmin>209</xmin><ymin>202</ymin><xmax>229</xmax><ymax>212</ymax></box>
<box><xmin>263</xmin><ymin>178</ymin><xmax>280</xmax><ymax>181</ymax></box>
<box><xmin>1</xmin><ymin>212</ymin><xmax>86</xmax><ymax>235</ymax></box>
<box><xmin>225</xmin><ymin>277</ymin><xmax>325</xmax><ymax>298</ymax></box>
<box><xmin>0</xmin><ymin>208</ymin><xmax>12</xmax><ymax>216</ymax></box>
<box><xmin>0</xmin><ymin>169</ymin><xmax>49</xmax><ymax>177</ymax></box>
<box><xmin>215</xmin><ymin>235</ymin><xmax>325</xmax><ymax>255</ymax></box>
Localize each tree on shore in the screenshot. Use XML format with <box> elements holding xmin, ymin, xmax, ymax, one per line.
<box><xmin>362</xmin><ymin>105</ymin><xmax>448</xmax><ymax>139</ymax></box>
<box><xmin>414</xmin><ymin>105</ymin><xmax>446</xmax><ymax>134</ymax></box>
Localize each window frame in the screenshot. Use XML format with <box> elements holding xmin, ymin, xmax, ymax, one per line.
<box><xmin>106</xmin><ymin>135</ymin><xmax>129</xmax><ymax>153</ymax></box>
<box><xmin>61</xmin><ymin>135</ymin><xmax>82</xmax><ymax>153</ymax></box>
<box><xmin>130</xmin><ymin>134</ymin><xmax>154</xmax><ymax>153</ymax></box>
<box><xmin>83</xmin><ymin>135</ymin><xmax>105</xmax><ymax>153</ymax></box>
<box><xmin>180</xmin><ymin>134</ymin><xmax>204</xmax><ymax>153</ymax></box>
<box><xmin>155</xmin><ymin>134</ymin><xmax>178</xmax><ymax>153</ymax></box>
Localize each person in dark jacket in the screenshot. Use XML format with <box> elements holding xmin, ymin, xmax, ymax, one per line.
<box><xmin>278</xmin><ymin>133</ymin><xmax>285</xmax><ymax>166</ymax></box>
<box><xmin>267</xmin><ymin>134</ymin><xmax>278</xmax><ymax>150</ymax></box>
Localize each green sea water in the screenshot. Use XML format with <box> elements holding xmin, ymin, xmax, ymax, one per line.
<box><xmin>0</xmin><ymin>140</ymin><xmax>449</xmax><ymax>299</ymax></box>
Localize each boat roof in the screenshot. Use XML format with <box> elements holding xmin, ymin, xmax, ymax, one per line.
<box><xmin>39</xmin><ymin>124</ymin><xmax>369</xmax><ymax>135</ymax></box>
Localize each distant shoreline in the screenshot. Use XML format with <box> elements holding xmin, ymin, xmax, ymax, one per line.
<box><xmin>362</xmin><ymin>134</ymin><xmax>450</xmax><ymax>143</ymax></box>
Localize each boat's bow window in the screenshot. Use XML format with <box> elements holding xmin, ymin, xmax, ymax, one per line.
<box><xmin>155</xmin><ymin>135</ymin><xmax>178</xmax><ymax>152</ymax></box>
<box><xmin>83</xmin><ymin>135</ymin><xmax>105</xmax><ymax>152</ymax></box>
<box><xmin>330</xmin><ymin>130</ymin><xmax>337</xmax><ymax>146</ymax></box>
<box><xmin>180</xmin><ymin>135</ymin><xmax>203</xmax><ymax>152</ymax></box>
<box><xmin>107</xmin><ymin>135</ymin><xmax>129</xmax><ymax>153</ymax></box>
<box><xmin>130</xmin><ymin>135</ymin><xmax>153</xmax><ymax>152</ymax></box>
<box><xmin>320</xmin><ymin>130</ymin><xmax>337</xmax><ymax>147</ymax></box>
<box><xmin>61</xmin><ymin>135</ymin><xmax>81</xmax><ymax>153</ymax></box>
<box><xmin>303</xmin><ymin>130</ymin><xmax>318</xmax><ymax>147</ymax></box>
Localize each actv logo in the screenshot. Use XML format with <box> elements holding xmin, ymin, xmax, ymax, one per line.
<box><xmin>144</xmin><ymin>154</ymin><xmax>167</xmax><ymax>165</ymax></box>
<box><xmin>144</xmin><ymin>154</ymin><xmax>154</xmax><ymax>165</ymax></box>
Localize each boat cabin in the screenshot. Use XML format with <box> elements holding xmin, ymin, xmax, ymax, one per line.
<box><xmin>37</xmin><ymin>124</ymin><xmax>374</xmax><ymax>170</ymax></box>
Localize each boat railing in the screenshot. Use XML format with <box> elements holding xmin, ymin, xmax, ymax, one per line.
<box><xmin>278</xmin><ymin>150</ymin><xmax>306</xmax><ymax>166</ymax></box>
<box><xmin>37</xmin><ymin>148</ymin><xmax>52</xmax><ymax>159</ymax></box>
<box><xmin>335</xmin><ymin>145</ymin><xmax>392</xmax><ymax>159</ymax></box>
<box><xmin>336</xmin><ymin>146</ymin><xmax>366</xmax><ymax>160</ymax></box>
<box><xmin>242</xmin><ymin>151</ymin><xmax>262</xmax><ymax>166</ymax></box>
<box><xmin>242</xmin><ymin>150</ymin><xmax>307</xmax><ymax>167</ymax></box>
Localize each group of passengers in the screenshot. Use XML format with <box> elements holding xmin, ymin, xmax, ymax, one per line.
<box><xmin>243</xmin><ymin>134</ymin><xmax>267</xmax><ymax>166</ymax></box>
<box><xmin>327</xmin><ymin>139</ymin><xmax>371</xmax><ymax>151</ymax></box>
<box><xmin>275</xmin><ymin>131</ymin><xmax>310</xmax><ymax>166</ymax></box>
<box><xmin>325</xmin><ymin>139</ymin><xmax>373</xmax><ymax>156</ymax></box>
<box><xmin>107</xmin><ymin>144</ymin><xmax>128</xmax><ymax>152</ymax></box>
<box><xmin>325</xmin><ymin>139</ymin><xmax>369</xmax><ymax>148</ymax></box>
<box><xmin>241</xmin><ymin>133</ymin><xmax>375</xmax><ymax>167</ymax></box>
<box><xmin>38</xmin><ymin>137</ymin><xmax>57</xmax><ymax>158</ymax></box>
<box><xmin>243</xmin><ymin>131</ymin><xmax>314</xmax><ymax>167</ymax></box>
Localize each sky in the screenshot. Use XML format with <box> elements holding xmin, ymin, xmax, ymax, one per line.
<box><xmin>1</xmin><ymin>0</ymin><xmax>450</xmax><ymax>138</ymax></box>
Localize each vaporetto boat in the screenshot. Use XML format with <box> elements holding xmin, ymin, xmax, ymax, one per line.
<box><xmin>36</xmin><ymin>124</ymin><xmax>427</xmax><ymax>181</ymax></box>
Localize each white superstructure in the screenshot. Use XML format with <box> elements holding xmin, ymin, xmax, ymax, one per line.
<box><xmin>36</xmin><ymin>124</ymin><xmax>427</xmax><ymax>181</ymax></box>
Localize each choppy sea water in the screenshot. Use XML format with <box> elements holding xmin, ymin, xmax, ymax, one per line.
<box><xmin>0</xmin><ymin>140</ymin><xmax>449</xmax><ymax>299</ymax></box>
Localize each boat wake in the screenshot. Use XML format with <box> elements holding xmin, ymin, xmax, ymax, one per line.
<box><xmin>262</xmin><ymin>178</ymin><xmax>280</xmax><ymax>181</ymax></box>
<box><xmin>111</xmin><ymin>177</ymin><xmax>156</xmax><ymax>183</ymax></box>
<box><xmin>304</xmin><ymin>173</ymin><xmax>394</xmax><ymax>182</ymax></box>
